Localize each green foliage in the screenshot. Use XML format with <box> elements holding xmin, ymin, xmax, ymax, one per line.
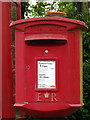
<box><xmin>21</xmin><ymin>1</ymin><xmax>30</xmax><ymax>19</ymax></box>
<box><xmin>22</xmin><ymin>1</ymin><xmax>90</xmax><ymax>119</ymax></box>
<box><xmin>25</xmin><ymin>2</ymin><xmax>78</xmax><ymax>18</ymax></box>
<box><xmin>83</xmin><ymin>22</ymin><xmax>90</xmax><ymax>62</ymax></box>
<box><xmin>11</xmin><ymin>7</ymin><xmax>17</xmax><ymax>21</ymax></box>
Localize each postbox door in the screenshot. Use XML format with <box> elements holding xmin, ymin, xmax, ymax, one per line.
<box><xmin>24</xmin><ymin>32</ymin><xmax>76</xmax><ymax>104</ymax></box>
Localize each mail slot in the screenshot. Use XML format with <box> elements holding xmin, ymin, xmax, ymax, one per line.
<box><xmin>25</xmin><ymin>34</ymin><xmax>67</xmax><ymax>45</ymax></box>
<box><xmin>10</xmin><ymin>15</ymin><xmax>87</xmax><ymax>117</ymax></box>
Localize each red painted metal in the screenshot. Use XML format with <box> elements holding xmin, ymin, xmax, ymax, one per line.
<box><xmin>10</xmin><ymin>17</ymin><xmax>88</xmax><ymax>30</ymax></box>
<box><xmin>0</xmin><ymin>1</ymin><xmax>21</xmax><ymax>119</ymax></box>
<box><xmin>25</xmin><ymin>34</ymin><xmax>67</xmax><ymax>41</ymax></box>
<box><xmin>13</xmin><ymin>1</ymin><xmax>21</xmax><ymax>20</ymax></box>
<box><xmin>0</xmin><ymin>2</ymin><xmax>15</xmax><ymax>119</ymax></box>
<box><xmin>11</xmin><ymin>1</ymin><xmax>23</xmax><ymax>119</ymax></box>
<box><xmin>0</xmin><ymin>2</ymin><xmax>2</xmax><ymax>119</ymax></box>
<box><xmin>10</xmin><ymin>17</ymin><xmax>87</xmax><ymax>117</ymax></box>
<box><xmin>17</xmin><ymin>2</ymin><xmax>21</xmax><ymax>20</ymax></box>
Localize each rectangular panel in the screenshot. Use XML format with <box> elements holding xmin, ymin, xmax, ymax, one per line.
<box><xmin>38</xmin><ymin>60</ymin><xmax>56</xmax><ymax>89</ymax></box>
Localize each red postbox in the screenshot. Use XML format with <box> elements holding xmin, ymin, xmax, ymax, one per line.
<box><xmin>10</xmin><ymin>15</ymin><xmax>87</xmax><ymax>117</ymax></box>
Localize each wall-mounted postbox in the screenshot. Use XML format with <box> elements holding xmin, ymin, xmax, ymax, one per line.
<box><xmin>10</xmin><ymin>16</ymin><xmax>87</xmax><ymax>117</ymax></box>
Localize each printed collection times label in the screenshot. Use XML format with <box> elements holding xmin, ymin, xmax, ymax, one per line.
<box><xmin>38</xmin><ymin>60</ymin><xmax>56</xmax><ymax>89</ymax></box>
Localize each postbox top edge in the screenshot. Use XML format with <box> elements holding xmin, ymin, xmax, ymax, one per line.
<box><xmin>10</xmin><ymin>17</ymin><xmax>88</xmax><ymax>30</ymax></box>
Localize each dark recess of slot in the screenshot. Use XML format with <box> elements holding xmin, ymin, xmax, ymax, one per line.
<box><xmin>27</xmin><ymin>39</ymin><xmax>66</xmax><ymax>45</ymax></box>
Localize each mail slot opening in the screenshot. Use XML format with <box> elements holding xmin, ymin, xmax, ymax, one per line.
<box><xmin>26</xmin><ymin>39</ymin><xmax>67</xmax><ymax>45</ymax></box>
